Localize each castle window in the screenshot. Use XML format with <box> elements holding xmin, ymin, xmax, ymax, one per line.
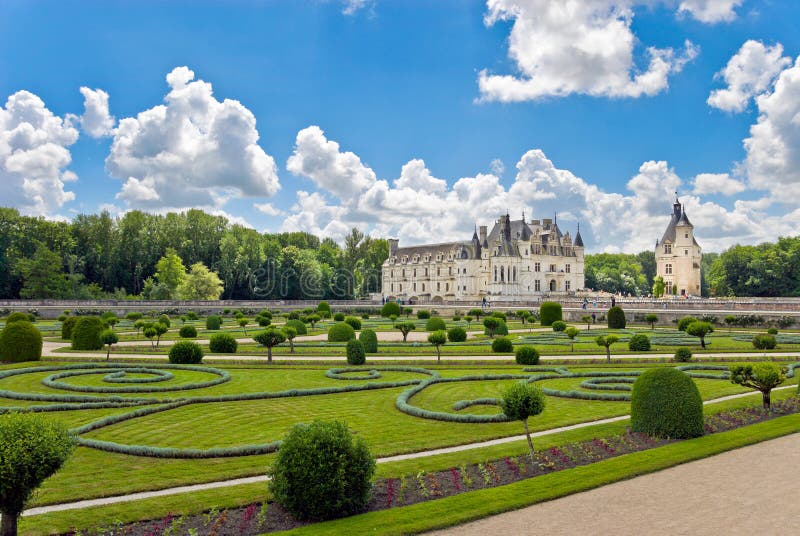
<box><xmin>535</xmin><ymin>262</ymin><xmax>541</xmax><ymax>272</ymax></box>
<box><xmin>437</xmin><ymin>282</ymin><xmax>441</xmax><ymax>291</ymax></box>
<box><xmin>685</xmin><ymin>250</ymin><xmax>688</xmax><ymax>256</ymax></box>
<box><xmin>549</xmin><ymin>264</ymin><xmax>556</xmax><ymax>272</ymax></box>
<box><xmin>399</xmin><ymin>284</ymin><xmax>403</xmax><ymax>291</ymax></box>
<box><xmin>565</xmin><ymin>264</ymin><xmax>571</xmax><ymax>273</ymax></box>
<box><xmin>666</xmin><ymin>264</ymin><xmax>672</xmax><ymax>275</ymax></box>
<box><xmin>422</xmin><ymin>283</ymin><xmax>425</xmax><ymax>291</ymax></box>
<box><xmin>413</xmin><ymin>282</ymin><xmax>416</xmax><ymax>291</ymax></box>
<box><xmin>665</xmin><ymin>244</ymin><xmax>672</xmax><ymax>254</ymax></box>
<box><xmin>525</xmin><ymin>249</ymin><xmax>528</xmax><ymax>255</ymax></box>
<box><xmin>493</xmin><ymin>267</ymin><xmax>497</xmax><ymax>282</ymax></box>
<box><xmin>402</xmin><ymin>269</ymin><xmax>405</xmax><ymax>278</ymax></box>
<box><xmin>448</xmin><ymin>267</ymin><xmax>452</xmax><ymax>276</ymax></box>
<box><xmin>665</xmin><ymin>281</ymin><xmax>672</xmax><ymax>295</ymax></box>
<box><xmin>413</xmin><ymin>268</ymin><xmax>416</xmax><ymax>277</ymax></box>
<box><xmin>391</xmin><ymin>270</ymin><xmax>394</xmax><ymax>278</ymax></box>
<box><xmin>391</xmin><ymin>283</ymin><xmax>394</xmax><ymax>291</ymax></box>
<box><xmin>565</xmin><ymin>280</ymin><xmax>571</xmax><ymax>291</ymax></box>
<box><xmin>500</xmin><ymin>266</ymin><xmax>505</xmax><ymax>282</ymax></box>
<box><xmin>437</xmin><ymin>268</ymin><xmax>440</xmax><ymax>276</ymax></box>
<box><xmin>513</xmin><ymin>266</ymin><xmax>516</xmax><ymax>282</ymax></box>
<box><xmin>425</xmin><ymin>268</ymin><xmax>428</xmax><ymax>276</ymax></box>
<box><xmin>685</xmin><ymin>233</ymin><xmax>688</xmax><ymax>238</ymax></box>
<box><xmin>535</xmin><ymin>280</ymin><xmax>541</xmax><ymax>291</ymax></box>
<box><xmin>446</xmin><ymin>283</ymin><xmax>449</xmax><ymax>292</ymax></box>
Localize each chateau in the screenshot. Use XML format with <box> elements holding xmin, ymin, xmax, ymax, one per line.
<box><xmin>655</xmin><ymin>198</ymin><xmax>702</xmax><ymax>296</ymax></box>
<box><xmin>381</xmin><ymin>214</ymin><xmax>585</xmax><ymax>303</ymax></box>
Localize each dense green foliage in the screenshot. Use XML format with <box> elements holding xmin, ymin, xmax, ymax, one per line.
<box><xmin>631</xmin><ymin>368</ymin><xmax>704</xmax><ymax>439</ymax></box>
<box><xmin>178</xmin><ymin>325</ymin><xmax>198</xmax><ymax>338</ymax></box>
<box><xmin>168</xmin><ymin>341</ymin><xmax>204</xmax><ymax>364</ymax></box>
<box><xmin>5</xmin><ymin>312</ymin><xmax>33</xmax><ymax>324</ymax></box>
<box><xmin>514</xmin><ymin>346</ymin><xmax>540</xmax><ymax>365</ymax></box>
<box><xmin>584</xmin><ymin>252</ymin><xmax>653</xmax><ymax>295</ymax></box>
<box><xmin>500</xmin><ymin>382</ymin><xmax>546</xmax><ymax>459</ymax></box>
<box><xmin>205</xmin><ymin>315</ymin><xmax>222</xmax><ymax>330</ymax></box>
<box><xmin>328</xmin><ymin>322</ymin><xmax>356</xmax><ymax>342</ymax></box>
<box><xmin>752</xmin><ymin>334</ymin><xmax>777</xmax><ymax>350</ymax></box>
<box><xmin>707</xmin><ymin>236</ymin><xmax>800</xmax><ymax>296</ymax></box>
<box><xmin>343</xmin><ymin>316</ymin><xmax>362</xmax><ymax>331</ymax></box>
<box><xmin>71</xmin><ymin>316</ymin><xmax>105</xmax><ymax>350</ymax></box>
<box><xmin>628</xmin><ymin>333</ymin><xmax>651</xmax><ymax>351</ymax></box>
<box><xmin>61</xmin><ymin>316</ymin><xmax>77</xmax><ymax>340</ymax></box>
<box><xmin>345</xmin><ymin>340</ymin><xmax>366</xmax><ymax>365</ymax></box>
<box><xmin>539</xmin><ymin>302</ymin><xmax>562</xmax><ymax>326</ymax></box>
<box><xmin>491</xmin><ymin>336</ymin><xmax>514</xmax><ymax>353</ymax></box>
<box><xmin>209</xmin><ymin>333</ymin><xmax>238</xmax><ymax>353</ymax></box>
<box><xmin>380</xmin><ymin>301</ymin><xmax>401</xmax><ymax>317</ymax></box>
<box><xmin>685</xmin><ymin>321</ymin><xmax>714</xmax><ymax>349</ymax></box>
<box><xmin>396</xmin><ymin>322</ymin><xmax>415</xmax><ymax>342</ymax></box>
<box><xmin>607</xmin><ymin>306</ymin><xmax>626</xmax><ymax>329</ymax></box>
<box><xmin>674</xmin><ymin>348</ymin><xmax>693</xmax><ymax>362</ymax></box>
<box><xmin>551</xmin><ymin>320</ymin><xmax>567</xmax><ymax>332</ymax></box>
<box><xmin>416</xmin><ymin>310</ymin><xmax>431</xmax><ymax>319</ymax></box>
<box><xmin>253</xmin><ymin>328</ymin><xmax>286</xmax><ymax>363</ymax></box>
<box><xmin>268</xmin><ymin>420</ymin><xmax>375</xmax><ymax>521</ymax></box>
<box><xmin>285</xmin><ymin>319</ymin><xmax>308</xmax><ymax>335</ymax></box>
<box><xmin>729</xmin><ymin>363</ymin><xmax>786</xmax><ymax>409</ymax></box>
<box><xmin>677</xmin><ymin>316</ymin><xmax>698</xmax><ymax>332</ymax></box>
<box><xmin>0</xmin><ymin>321</ymin><xmax>42</xmax><ymax>363</ymax></box>
<box><xmin>358</xmin><ymin>329</ymin><xmax>378</xmax><ymax>353</ymax></box>
<box><xmin>333</xmin><ymin>312</ymin><xmax>346</xmax><ymax>322</ymax></box>
<box><xmin>427</xmin><ymin>330</ymin><xmax>447</xmax><ymax>362</ymax></box>
<box><xmin>425</xmin><ymin>317</ymin><xmax>446</xmax><ymax>331</ymax></box>
<box><xmin>447</xmin><ymin>326</ymin><xmax>467</xmax><ymax>343</ymax></box>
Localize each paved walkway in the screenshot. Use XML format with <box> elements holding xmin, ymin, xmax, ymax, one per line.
<box><xmin>429</xmin><ymin>432</ymin><xmax>800</xmax><ymax>536</ymax></box>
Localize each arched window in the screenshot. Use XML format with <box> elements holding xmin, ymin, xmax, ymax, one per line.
<box><xmin>493</xmin><ymin>266</ymin><xmax>497</xmax><ymax>282</ymax></box>
<box><xmin>549</xmin><ymin>280</ymin><xmax>556</xmax><ymax>291</ymax></box>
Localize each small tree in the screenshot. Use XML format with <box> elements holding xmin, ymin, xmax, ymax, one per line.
<box><xmin>581</xmin><ymin>315</ymin><xmax>592</xmax><ymax>330</ymax></box>
<box><xmin>238</xmin><ymin>317</ymin><xmax>249</xmax><ymax>335</ymax></box>
<box><xmin>685</xmin><ymin>321</ymin><xmax>713</xmax><ymax>349</ymax></box>
<box><xmin>154</xmin><ymin>322</ymin><xmax>168</xmax><ymax>348</ymax></box>
<box><xmin>396</xmin><ymin>322</ymin><xmax>415</xmax><ymax>342</ymax></box>
<box><xmin>102</xmin><ymin>313</ymin><xmax>119</xmax><ymax>331</ymax></box>
<box><xmin>564</xmin><ymin>326</ymin><xmax>579</xmax><ymax>352</ymax></box>
<box><xmin>483</xmin><ymin>317</ymin><xmax>499</xmax><ymax>338</ymax></box>
<box><xmin>253</xmin><ymin>328</ymin><xmax>286</xmax><ymax>364</ymax></box>
<box><xmin>403</xmin><ymin>307</ymin><xmax>413</xmax><ymax>318</ymax></box>
<box><xmin>307</xmin><ymin>314</ymin><xmax>321</xmax><ymax>328</ymax></box>
<box><xmin>284</xmin><ymin>326</ymin><xmax>298</xmax><ymax>353</ymax></box>
<box><xmin>468</xmin><ymin>308</ymin><xmax>484</xmax><ymax>320</ymax></box>
<box><xmin>133</xmin><ymin>319</ymin><xmax>146</xmax><ymax>335</ymax></box>
<box><xmin>724</xmin><ymin>315</ymin><xmax>737</xmax><ymax>331</ymax></box>
<box><xmin>645</xmin><ymin>313</ymin><xmax>658</xmax><ymax>330</ymax></box>
<box><xmin>500</xmin><ymin>382</ymin><xmax>546</xmax><ymax>462</ymax></box>
<box><xmin>427</xmin><ymin>330</ymin><xmax>447</xmax><ymax>363</ymax></box>
<box><xmin>730</xmin><ymin>363</ymin><xmax>786</xmax><ymax>410</ymax></box>
<box><xmin>143</xmin><ymin>327</ymin><xmax>157</xmax><ymax>349</ymax></box>
<box><xmin>652</xmin><ymin>276</ymin><xmax>665</xmax><ymax>298</ymax></box>
<box><xmin>464</xmin><ymin>315</ymin><xmax>473</xmax><ymax>328</ymax></box>
<box><xmin>518</xmin><ymin>311</ymin><xmax>530</xmax><ymax>326</ymax></box>
<box><xmin>0</xmin><ymin>413</ymin><xmax>74</xmax><ymax>536</ymax></box>
<box><xmin>595</xmin><ymin>335</ymin><xmax>619</xmax><ymax>363</ymax></box>
<box><xmin>99</xmin><ymin>329</ymin><xmax>118</xmax><ymax>361</ymax></box>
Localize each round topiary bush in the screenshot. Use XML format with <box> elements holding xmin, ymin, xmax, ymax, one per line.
<box><xmin>269</xmin><ymin>420</ymin><xmax>375</xmax><ymax>521</ymax></box>
<box><xmin>677</xmin><ymin>316</ymin><xmax>698</xmax><ymax>332</ymax></box>
<box><xmin>628</xmin><ymin>333</ymin><xmax>651</xmax><ymax>351</ymax></box>
<box><xmin>6</xmin><ymin>312</ymin><xmax>35</xmax><ymax>324</ymax></box>
<box><xmin>61</xmin><ymin>316</ymin><xmax>77</xmax><ymax>340</ymax></box>
<box><xmin>346</xmin><ymin>339</ymin><xmax>366</xmax><ymax>365</ymax></box>
<box><xmin>333</xmin><ymin>312</ymin><xmax>346</xmax><ymax>322</ymax></box>
<box><xmin>416</xmin><ymin>310</ymin><xmax>431</xmax><ymax>319</ymax></box>
<box><xmin>425</xmin><ymin>317</ymin><xmax>446</xmax><ymax>331</ymax></box>
<box><xmin>328</xmin><ymin>322</ymin><xmax>356</xmax><ymax>342</ymax></box>
<box><xmin>317</xmin><ymin>301</ymin><xmax>331</xmax><ymax>315</ymax></box>
<box><xmin>447</xmin><ymin>326</ymin><xmax>467</xmax><ymax>343</ymax></box>
<box><xmin>752</xmin><ymin>334</ymin><xmax>776</xmax><ymax>350</ymax></box>
<box><xmin>168</xmin><ymin>341</ymin><xmax>204</xmax><ymax>364</ymax></box>
<box><xmin>674</xmin><ymin>348</ymin><xmax>693</xmax><ymax>362</ymax></box>
<box><xmin>539</xmin><ymin>302</ymin><xmax>562</xmax><ymax>326</ymax></box>
<box><xmin>0</xmin><ymin>321</ymin><xmax>43</xmax><ymax>362</ymax></box>
<box><xmin>179</xmin><ymin>325</ymin><xmax>197</xmax><ymax>338</ymax></box>
<box><xmin>71</xmin><ymin>316</ymin><xmax>105</xmax><ymax>350</ymax></box>
<box><xmin>344</xmin><ymin>316</ymin><xmax>362</xmax><ymax>331</ymax></box>
<box><xmin>285</xmin><ymin>319</ymin><xmax>308</xmax><ymax>335</ymax></box>
<box><xmin>515</xmin><ymin>345</ymin><xmax>540</xmax><ymax>365</ymax></box>
<box><xmin>631</xmin><ymin>368</ymin><xmax>703</xmax><ymax>439</ymax></box>
<box><xmin>607</xmin><ymin>306</ymin><xmax>626</xmax><ymax>329</ymax></box>
<box><xmin>381</xmin><ymin>301</ymin><xmax>401</xmax><ymax>318</ymax></box>
<box><xmin>209</xmin><ymin>332</ymin><xmax>238</xmax><ymax>353</ymax></box>
<box><xmin>158</xmin><ymin>314</ymin><xmax>171</xmax><ymax>328</ymax></box>
<box><xmin>358</xmin><ymin>329</ymin><xmax>378</xmax><ymax>353</ymax></box>
<box><xmin>206</xmin><ymin>315</ymin><xmax>222</xmax><ymax>330</ymax></box>
<box><xmin>767</xmin><ymin>327</ymin><xmax>778</xmax><ymax>335</ymax></box>
<box><xmin>492</xmin><ymin>336</ymin><xmax>514</xmax><ymax>353</ymax></box>
<box><xmin>551</xmin><ymin>320</ymin><xmax>567</xmax><ymax>332</ymax></box>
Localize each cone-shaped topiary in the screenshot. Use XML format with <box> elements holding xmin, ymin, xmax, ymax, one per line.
<box><xmin>358</xmin><ymin>329</ymin><xmax>378</xmax><ymax>353</ymax></box>
<box><xmin>0</xmin><ymin>321</ymin><xmax>43</xmax><ymax>363</ymax></box>
<box><xmin>607</xmin><ymin>306</ymin><xmax>626</xmax><ymax>329</ymax></box>
<box><xmin>328</xmin><ymin>322</ymin><xmax>356</xmax><ymax>342</ymax></box>
<box><xmin>539</xmin><ymin>302</ymin><xmax>562</xmax><ymax>326</ymax></box>
<box><xmin>631</xmin><ymin>367</ymin><xmax>703</xmax><ymax>439</ymax></box>
<box><xmin>71</xmin><ymin>316</ymin><xmax>105</xmax><ymax>350</ymax></box>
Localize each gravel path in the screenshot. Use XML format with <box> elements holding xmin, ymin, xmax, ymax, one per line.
<box><xmin>429</xmin><ymin>432</ymin><xmax>800</xmax><ymax>536</ymax></box>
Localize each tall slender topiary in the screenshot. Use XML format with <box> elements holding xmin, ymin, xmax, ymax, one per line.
<box><xmin>346</xmin><ymin>339</ymin><xmax>366</xmax><ymax>365</ymax></box>
<box><xmin>539</xmin><ymin>302</ymin><xmax>562</xmax><ymax>326</ymax></box>
<box><xmin>631</xmin><ymin>368</ymin><xmax>703</xmax><ymax>439</ymax></box>
<box><xmin>359</xmin><ymin>329</ymin><xmax>378</xmax><ymax>353</ymax></box>
<box><xmin>61</xmin><ymin>316</ymin><xmax>77</xmax><ymax>340</ymax></box>
<box><xmin>607</xmin><ymin>306</ymin><xmax>626</xmax><ymax>329</ymax></box>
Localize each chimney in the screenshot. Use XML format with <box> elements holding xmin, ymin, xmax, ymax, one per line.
<box><xmin>479</xmin><ymin>225</ymin><xmax>487</xmax><ymax>245</ymax></box>
<box><xmin>388</xmin><ymin>238</ymin><xmax>399</xmax><ymax>257</ymax></box>
<box><xmin>542</xmin><ymin>218</ymin><xmax>552</xmax><ymax>227</ymax></box>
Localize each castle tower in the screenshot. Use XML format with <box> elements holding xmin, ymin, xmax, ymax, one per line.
<box><xmin>655</xmin><ymin>197</ymin><xmax>702</xmax><ymax>296</ymax></box>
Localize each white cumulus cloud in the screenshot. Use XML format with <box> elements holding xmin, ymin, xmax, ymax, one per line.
<box><xmin>678</xmin><ymin>0</ymin><xmax>742</xmax><ymax>23</ymax></box>
<box><xmin>0</xmin><ymin>90</ymin><xmax>79</xmax><ymax>216</ymax></box>
<box><xmin>708</xmin><ymin>40</ymin><xmax>791</xmax><ymax>112</ymax></box>
<box><xmin>692</xmin><ymin>173</ymin><xmax>746</xmax><ymax>195</ymax></box>
<box><xmin>77</xmin><ymin>87</ymin><xmax>115</xmax><ymax>138</ymax></box>
<box><xmin>478</xmin><ymin>0</ymin><xmax>698</xmax><ymax>102</ymax></box>
<box><xmin>106</xmin><ymin>66</ymin><xmax>280</xmax><ymax>211</ymax></box>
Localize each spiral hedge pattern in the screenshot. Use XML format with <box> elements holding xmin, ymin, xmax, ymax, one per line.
<box><xmin>0</xmin><ymin>360</ymin><xmax>796</xmax><ymax>459</ymax></box>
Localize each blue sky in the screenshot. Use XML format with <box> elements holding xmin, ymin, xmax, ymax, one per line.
<box><xmin>1</xmin><ymin>0</ymin><xmax>799</xmax><ymax>252</ymax></box>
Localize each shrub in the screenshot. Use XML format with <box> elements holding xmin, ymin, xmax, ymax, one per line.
<box><xmin>416</xmin><ymin>310</ymin><xmax>431</xmax><ymax>319</ymax></box>
<box><xmin>752</xmin><ymin>334</ymin><xmax>777</xmax><ymax>350</ymax></box>
<box><xmin>333</xmin><ymin>312</ymin><xmax>346</xmax><ymax>322</ymax></box>
<box><xmin>490</xmin><ymin>311</ymin><xmax>507</xmax><ymax>322</ymax></box>
<box><xmin>158</xmin><ymin>314</ymin><xmax>171</xmax><ymax>328</ymax></box>
<box><xmin>71</xmin><ymin>316</ymin><xmax>105</xmax><ymax>350</ymax></box>
<box><xmin>677</xmin><ymin>316</ymin><xmax>698</xmax><ymax>332</ymax></box>
<box><xmin>447</xmin><ymin>326</ymin><xmax>467</xmax><ymax>343</ymax></box>
<box><xmin>185</xmin><ymin>311</ymin><xmax>199</xmax><ymax>321</ymax></box>
<box><xmin>344</xmin><ymin>316</ymin><xmax>362</xmax><ymax>331</ymax></box>
<box><xmin>381</xmin><ymin>302</ymin><xmax>401</xmax><ymax>317</ymax></box>
<box><xmin>206</xmin><ymin>315</ymin><xmax>222</xmax><ymax>330</ymax></box>
<box><xmin>126</xmin><ymin>312</ymin><xmax>143</xmax><ymax>321</ymax></box>
<box><xmin>346</xmin><ymin>340</ymin><xmax>366</xmax><ymax>365</ymax></box>
<box><xmin>359</xmin><ymin>329</ymin><xmax>378</xmax><ymax>353</ymax></box>
<box><xmin>256</xmin><ymin>315</ymin><xmax>272</xmax><ymax>327</ymax></box>
<box><xmin>674</xmin><ymin>348</ymin><xmax>693</xmax><ymax>362</ymax></box>
<box><xmin>631</xmin><ymin>368</ymin><xmax>703</xmax><ymax>439</ymax></box>
<box><xmin>628</xmin><ymin>333</ymin><xmax>651</xmax><ymax>351</ymax></box>
<box><xmin>607</xmin><ymin>306</ymin><xmax>626</xmax><ymax>329</ymax></box>
<box><xmin>484</xmin><ymin>318</ymin><xmax>508</xmax><ymax>337</ymax></box>
<box><xmin>0</xmin><ymin>321</ymin><xmax>43</xmax><ymax>363</ymax></box>
<box><xmin>209</xmin><ymin>333</ymin><xmax>238</xmax><ymax>353</ymax></box>
<box><xmin>285</xmin><ymin>319</ymin><xmax>308</xmax><ymax>335</ymax></box>
<box><xmin>551</xmin><ymin>320</ymin><xmax>567</xmax><ymax>332</ymax></box>
<box><xmin>425</xmin><ymin>317</ymin><xmax>446</xmax><ymax>331</ymax></box>
<box><xmin>179</xmin><ymin>325</ymin><xmax>197</xmax><ymax>338</ymax></box>
<box><xmin>6</xmin><ymin>312</ymin><xmax>34</xmax><ymax>324</ymax></box>
<box><xmin>61</xmin><ymin>316</ymin><xmax>77</xmax><ymax>340</ymax></box>
<box><xmin>539</xmin><ymin>302</ymin><xmax>562</xmax><ymax>326</ymax></box>
<box><xmin>269</xmin><ymin>420</ymin><xmax>375</xmax><ymax>521</ymax></box>
<box><xmin>515</xmin><ymin>345</ymin><xmax>540</xmax><ymax>365</ymax></box>
<box><xmin>286</xmin><ymin>311</ymin><xmax>300</xmax><ymax>320</ymax></box>
<box><xmin>767</xmin><ymin>327</ymin><xmax>778</xmax><ymax>335</ymax></box>
<box><xmin>317</xmin><ymin>301</ymin><xmax>331</xmax><ymax>314</ymax></box>
<box><xmin>491</xmin><ymin>336</ymin><xmax>514</xmax><ymax>353</ymax></box>
<box><xmin>168</xmin><ymin>341</ymin><xmax>204</xmax><ymax>364</ymax></box>
<box><xmin>328</xmin><ymin>322</ymin><xmax>356</xmax><ymax>342</ymax></box>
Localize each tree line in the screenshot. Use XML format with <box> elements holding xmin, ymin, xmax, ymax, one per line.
<box><xmin>0</xmin><ymin>207</ymin><xmax>388</xmax><ymax>300</ymax></box>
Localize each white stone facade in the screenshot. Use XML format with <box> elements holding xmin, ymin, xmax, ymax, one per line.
<box><xmin>381</xmin><ymin>214</ymin><xmax>585</xmax><ymax>303</ymax></box>
<box><xmin>655</xmin><ymin>199</ymin><xmax>702</xmax><ymax>297</ymax></box>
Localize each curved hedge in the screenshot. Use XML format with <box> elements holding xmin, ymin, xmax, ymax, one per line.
<box><xmin>0</xmin><ymin>321</ymin><xmax>42</xmax><ymax>362</ymax></box>
<box><xmin>607</xmin><ymin>306</ymin><xmax>626</xmax><ymax>329</ymax></box>
<box><xmin>447</xmin><ymin>326</ymin><xmax>467</xmax><ymax>343</ymax></box>
<box><xmin>631</xmin><ymin>367</ymin><xmax>703</xmax><ymax>439</ymax></box>
<box><xmin>425</xmin><ymin>317</ymin><xmax>446</xmax><ymax>332</ymax></box>
<box><xmin>328</xmin><ymin>322</ymin><xmax>356</xmax><ymax>342</ymax></box>
<box><xmin>346</xmin><ymin>340</ymin><xmax>366</xmax><ymax>365</ymax></box>
<box><xmin>539</xmin><ymin>302</ymin><xmax>562</xmax><ymax>326</ymax></box>
<box><xmin>168</xmin><ymin>341</ymin><xmax>204</xmax><ymax>364</ymax></box>
<box><xmin>209</xmin><ymin>333</ymin><xmax>238</xmax><ymax>353</ymax></box>
<box><xmin>359</xmin><ymin>329</ymin><xmax>378</xmax><ymax>353</ymax></box>
<box><xmin>628</xmin><ymin>333</ymin><xmax>651</xmax><ymax>351</ymax></box>
<box><xmin>71</xmin><ymin>316</ymin><xmax>105</xmax><ymax>350</ymax></box>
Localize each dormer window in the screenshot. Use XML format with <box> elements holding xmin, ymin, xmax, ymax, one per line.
<box><xmin>664</xmin><ymin>244</ymin><xmax>672</xmax><ymax>254</ymax></box>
